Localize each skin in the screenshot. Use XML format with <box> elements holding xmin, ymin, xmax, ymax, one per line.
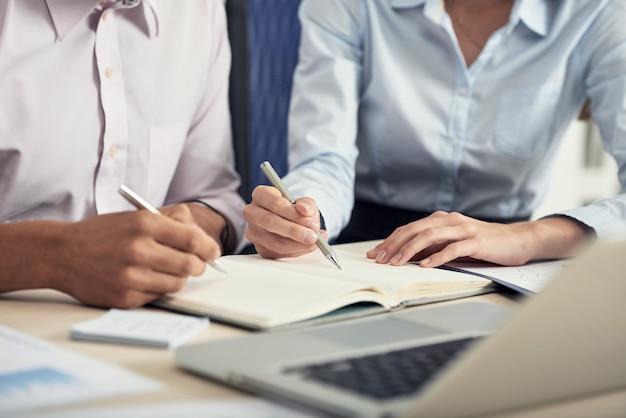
<box><xmin>244</xmin><ymin>185</ymin><xmax>323</xmax><ymax>259</ymax></box>
<box><xmin>0</xmin><ymin>203</ymin><xmax>227</xmax><ymax>309</ymax></box>
<box><xmin>365</xmin><ymin>211</ymin><xmax>592</xmax><ymax>267</ymax></box>
<box><xmin>244</xmin><ymin>186</ymin><xmax>592</xmax><ymax>268</ymax></box>
<box><xmin>445</xmin><ymin>0</ymin><xmax>515</xmax><ymax>67</ymax></box>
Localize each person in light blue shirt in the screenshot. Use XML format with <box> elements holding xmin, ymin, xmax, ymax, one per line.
<box><xmin>244</xmin><ymin>0</ymin><xmax>626</xmax><ymax>268</ymax></box>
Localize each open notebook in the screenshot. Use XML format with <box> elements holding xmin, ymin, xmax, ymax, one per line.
<box><xmin>175</xmin><ymin>237</ymin><xmax>626</xmax><ymax>417</ymax></box>
<box><xmin>153</xmin><ymin>241</ymin><xmax>498</xmax><ymax>330</ymax></box>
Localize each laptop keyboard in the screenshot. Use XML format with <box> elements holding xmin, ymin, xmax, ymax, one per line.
<box><xmin>283</xmin><ymin>337</ymin><xmax>478</xmax><ymax>400</ymax></box>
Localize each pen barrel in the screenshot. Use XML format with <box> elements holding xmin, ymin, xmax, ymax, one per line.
<box><xmin>260</xmin><ymin>161</ymin><xmax>296</xmax><ymax>203</ymax></box>
<box><xmin>315</xmin><ymin>231</ymin><xmax>333</xmax><ymax>256</ymax></box>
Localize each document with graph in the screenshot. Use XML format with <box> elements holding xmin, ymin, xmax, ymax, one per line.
<box><xmin>443</xmin><ymin>259</ymin><xmax>570</xmax><ymax>296</ymax></box>
<box><xmin>0</xmin><ymin>325</ymin><xmax>162</xmax><ymax>415</ymax></box>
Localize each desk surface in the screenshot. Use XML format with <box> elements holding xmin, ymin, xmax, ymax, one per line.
<box><xmin>2</xmin><ymin>289</ymin><xmax>625</xmax><ymax>417</ymax></box>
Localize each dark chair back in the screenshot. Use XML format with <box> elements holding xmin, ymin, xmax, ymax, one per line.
<box><xmin>226</xmin><ymin>0</ymin><xmax>303</xmax><ymax>202</ymax></box>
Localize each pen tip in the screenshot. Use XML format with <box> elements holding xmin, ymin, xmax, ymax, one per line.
<box><xmin>330</xmin><ymin>255</ymin><xmax>342</xmax><ymax>270</ymax></box>
<box><xmin>210</xmin><ymin>259</ymin><xmax>228</xmax><ymax>274</ymax></box>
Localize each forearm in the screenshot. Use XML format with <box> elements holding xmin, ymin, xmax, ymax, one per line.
<box><xmin>0</xmin><ymin>222</ymin><xmax>64</xmax><ymax>292</ymax></box>
<box><xmin>525</xmin><ymin>216</ymin><xmax>594</xmax><ymax>261</ymax></box>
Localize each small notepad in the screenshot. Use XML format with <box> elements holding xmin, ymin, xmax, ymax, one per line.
<box><xmin>71</xmin><ymin>309</ymin><xmax>209</xmax><ymax>349</ymax></box>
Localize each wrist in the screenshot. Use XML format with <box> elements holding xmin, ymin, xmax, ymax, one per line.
<box><xmin>185</xmin><ymin>200</ymin><xmax>235</xmax><ymax>254</ymax></box>
<box><xmin>526</xmin><ymin>216</ymin><xmax>593</xmax><ymax>260</ymax></box>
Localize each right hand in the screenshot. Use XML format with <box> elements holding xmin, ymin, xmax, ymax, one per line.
<box><xmin>21</xmin><ymin>205</ymin><xmax>217</xmax><ymax>309</ymax></box>
<box><xmin>243</xmin><ymin>185</ymin><xmax>325</xmax><ymax>259</ymax></box>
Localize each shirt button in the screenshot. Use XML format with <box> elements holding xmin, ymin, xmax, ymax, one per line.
<box><xmin>451</xmin><ymin>139</ymin><xmax>459</xmax><ymax>147</ymax></box>
<box><xmin>459</xmin><ymin>87</ymin><xmax>468</xmax><ymax>95</ymax></box>
<box><xmin>105</xmin><ymin>67</ymin><xmax>113</xmax><ymax>80</ymax></box>
<box><xmin>102</xmin><ymin>9</ymin><xmax>109</xmax><ymax>20</ymax></box>
<box><xmin>109</xmin><ymin>145</ymin><xmax>118</xmax><ymax>157</ymax></box>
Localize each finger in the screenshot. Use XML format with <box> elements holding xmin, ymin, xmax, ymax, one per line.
<box><xmin>246</xmin><ymin>201</ymin><xmax>318</xmax><ymax>245</ymax></box>
<box><xmin>419</xmin><ymin>240</ymin><xmax>477</xmax><ymax>268</ymax></box>
<box><xmin>391</xmin><ymin>225</ymin><xmax>473</xmax><ymax>266</ymax></box>
<box><xmin>122</xmin><ymin>227</ymin><xmax>209</xmax><ymax>277</ymax></box>
<box><xmin>83</xmin><ymin>272</ymin><xmax>187</xmax><ymax>309</ymax></box>
<box><xmin>251</xmin><ymin>186</ymin><xmax>320</xmax><ymax>229</ymax></box>
<box><xmin>246</xmin><ymin>220</ymin><xmax>317</xmax><ymax>257</ymax></box>
<box><xmin>124</xmin><ymin>267</ymin><xmax>190</xmax><ymax>294</ymax></box>
<box><xmin>379</xmin><ymin>212</ymin><xmax>472</xmax><ymax>264</ymax></box>
<box><xmin>294</xmin><ymin>197</ymin><xmax>319</xmax><ymax>219</ymax></box>
<box><xmin>369</xmin><ymin>212</ymin><xmax>454</xmax><ymax>262</ymax></box>
<box><xmin>252</xmin><ymin>241</ymin><xmax>317</xmax><ymax>260</ymax></box>
<box><xmin>144</xmin><ymin>213</ymin><xmax>221</xmax><ymax>264</ymax></box>
<box><xmin>251</xmin><ymin>185</ymin><xmax>294</xmax><ymax>215</ymax></box>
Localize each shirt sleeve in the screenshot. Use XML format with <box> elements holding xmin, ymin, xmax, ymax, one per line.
<box><xmin>282</xmin><ymin>0</ymin><xmax>364</xmax><ymax>239</ymax></box>
<box><xmin>163</xmin><ymin>1</ymin><xmax>247</xmax><ymax>253</ymax></box>
<box><xmin>555</xmin><ymin>0</ymin><xmax>626</xmax><ymax>237</ymax></box>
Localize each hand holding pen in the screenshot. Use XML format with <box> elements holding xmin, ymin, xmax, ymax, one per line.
<box><xmin>119</xmin><ymin>185</ymin><xmax>228</xmax><ymax>274</ymax></box>
<box><xmin>259</xmin><ymin>161</ymin><xmax>342</xmax><ymax>270</ymax></box>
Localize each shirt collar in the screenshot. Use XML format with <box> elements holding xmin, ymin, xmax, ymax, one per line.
<box><xmin>388</xmin><ymin>0</ymin><xmax>553</xmax><ymax>37</ymax></box>
<box><xmin>45</xmin><ymin>0</ymin><xmax>159</xmax><ymax>41</ymax></box>
<box><xmin>389</xmin><ymin>0</ymin><xmax>426</xmax><ymax>9</ymax></box>
<box><xmin>516</xmin><ymin>0</ymin><xmax>552</xmax><ymax>37</ymax></box>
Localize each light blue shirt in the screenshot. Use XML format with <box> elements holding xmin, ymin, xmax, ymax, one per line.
<box><xmin>283</xmin><ymin>0</ymin><xmax>626</xmax><ymax>239</ymax></box>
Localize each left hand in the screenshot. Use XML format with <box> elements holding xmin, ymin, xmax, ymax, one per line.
<box><xmin>367</xmin><ymin>211</ymin><xmax>591</xmax><ymax>268</ymax></box>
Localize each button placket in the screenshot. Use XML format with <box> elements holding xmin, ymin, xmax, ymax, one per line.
<box><xmin>93</xmin><ymin>8</ymin><xmax>130</xmax><ymax>214</ymax></box>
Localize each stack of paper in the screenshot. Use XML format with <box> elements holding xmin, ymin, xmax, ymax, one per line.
<box><xmin>71</xmin><ymin>309</ymin><xmax>209</xmax><ymax>349</ymax></box>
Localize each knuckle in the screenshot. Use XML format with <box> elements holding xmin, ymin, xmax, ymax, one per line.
<box><xmin>447</xmin><ymin>211</ymin><xmax>465</xmax><ymax>222</ymax></box>
<box><xmin>171</xmin><ymin>277</ymin><xmax>188</xmax><ymax>293</ymax></box>
<box><xmin>420</xmin><ymin>227</ymin><xmax>437</xmax><ymax>240</ymax></box>
<box><xmin>133</xmin><ymin>211</ymin><xmax>154</xmax><ymax>232</ymax></box>
<box><xmin>266</xmin><ymin>198</ymin><xmax>286</xmax><ymax>215</ymax></box>
<box><xmin>260</xmin><ymin>211</ymin><xmax>280</xmax><ymax>231</ymax></box>
<box><xmin>171</xmin><ymin>204</ymin><xmax>193</xmax><ymax>223</ymax></box>
<box><xmin>242</xmin><ymin>204</ymin><xmax>254</xmax><ymax>222</ymax></box>
<box><xmin>184</xmin><ymin>229</ymin><xmax>202</xmax><ymax>253</ymax></box>
<box><xmin>126</xmin><ymin>242</ymin><xmax>150</xmax><ymax>265</ymax></box>
<box><xmin>177</xmin><ymin>255</ymin><xmax>198</xmax><ymax>277</ymax></box>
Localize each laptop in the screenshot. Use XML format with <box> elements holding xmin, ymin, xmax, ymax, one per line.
<box><xmin>175</xmin><ymin>237</ymin><xmax>626</xmax><ymax>418</ymax></box>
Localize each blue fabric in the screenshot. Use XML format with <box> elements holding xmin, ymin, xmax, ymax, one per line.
<box><xmin>247</xmin><ymin>0</ymin><xmax>302</xmax><ymax>189</ymax></box>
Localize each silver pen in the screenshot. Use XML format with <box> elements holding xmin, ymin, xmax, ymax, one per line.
<box><xmin>260</xmin><ymin>161</ymin><xmax>342</xmax><ymax>270</ymax></box>
<box><xmin>119</xmin><ymin>184</ymin><xmax>228</xmax><ymax>274</ymax></box>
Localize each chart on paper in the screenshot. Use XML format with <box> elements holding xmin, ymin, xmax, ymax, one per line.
<box><xmin>444</xmin><ymin>259</ymin><xmax>569</xmax><ymax>295</ymax></box>
<box><xmin>0</xmin><ymin>366</ymin><xmax>86</xmax><ymax>407</ymax></box>
<box><xmin>0</xmin><ymin>325</ymin><xmax>162</xmax><ymax>415</ymax></box>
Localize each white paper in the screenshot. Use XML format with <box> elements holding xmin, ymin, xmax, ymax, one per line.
<box><xmin>0</xmin><ymin>325</ymin><xmax>162</xmax><ymax>416</ymax></box>
<box><xmin>70</xmin><ymin>309</ymin><xmax>209</xmax><ymax>349</ymax></box>
<box><xmin>24</xmin><ymin>398</ymin><xmax>321</xmax><ymax>418</ymax></box>
<box><xmin>445</xmin><ymin>259</ymin><xmax>569</xmax><ymax>295</ymax></box>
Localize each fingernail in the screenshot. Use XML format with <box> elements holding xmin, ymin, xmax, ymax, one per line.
<box><xmin>420</xmin><ymin>258</ymin><xmax>431</xmax><ymax>266</ymax></box>
<box><xmin>375</xmin><ymin>250</ymin><xmax>387</xmax><ymax>263</ymax></box>
<box><xmin>299</xmin><ymin>201</ymin><xmax>313</xmax><ymax>212</ymax></box>
<box><xmin>390</xmin><ymin>252</ymin><xmax>402</xmax><ymax>265</ymax></box>
<box><xmin>306</xmin><ymin>220</ymin><xmax>320</xmax><ymax>231</ymax></box>
<box><xmin>304</xmin><ymin>230</ymin><xmax>318</xmax><ymax>244</ymax></box>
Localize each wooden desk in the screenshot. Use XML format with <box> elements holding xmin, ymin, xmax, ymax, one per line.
<box><xmin>2</xmin><ymin>289</ymin><xmax>625</xmax><ymax>417</ymax></box>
